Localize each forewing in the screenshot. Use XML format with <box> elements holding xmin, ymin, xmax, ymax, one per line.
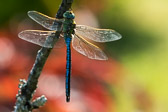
<box><xmin>72</xmin><ymin>34</ymin><xmax>108</xmax><ymax>60</ymax></box>
<box><xmin>28</xmin><ymin>11</ymin><xmax>63</xmax><ymax>31</ymax></box>
<box><xmin>18</xmin><ymin>30</ymin><xmax>64</xmax><ymax>48</ymax></box>
<box><xmin>75</xmin><ymin>25</ymin><xmax>122</xmax><ymax>42</ymax></box>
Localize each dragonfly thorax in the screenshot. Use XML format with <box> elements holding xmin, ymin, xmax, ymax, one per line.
<box><xmin>63</xmin><ymin>11</ymin><xmax>76</xmax><ymax>36</ymax></box>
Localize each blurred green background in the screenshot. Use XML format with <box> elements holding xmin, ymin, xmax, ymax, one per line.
<box><xmin>0</xmin><ymin>0</ymin><xmax>168</xmax><ymax>112</ymax></box>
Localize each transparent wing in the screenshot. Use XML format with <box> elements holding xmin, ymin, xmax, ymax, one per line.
<box><xmin>72</xmin><ymin>34</ymin><xmax>108</xmax><ymax>60</ymax></box>
<box><xmin>18</xmin><ymin>30</ymin><xmax>64</xmax><ymax>48</ymax></box>
<box><xmin>52</xmin><ymin>34</ymin><xmax>65</xmax><ymax>48</ymax></box>
<box><xmin>75</xmin><ymin>25</ymin><xmax>122</xmax><ymax>42</ymax></box>
<box><xmin>28</xmin><ymin>11</ymin><xmax>63</xmax><ymax>31</ymax></box>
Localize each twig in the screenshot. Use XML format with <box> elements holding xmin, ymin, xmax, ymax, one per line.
<box><xmin>14</xmin><ymin>0</ymin><xmax>74</xmax><ymax>111</ymax></box>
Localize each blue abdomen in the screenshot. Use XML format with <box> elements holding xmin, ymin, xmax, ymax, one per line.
<box><xmin>65</xmin><ymin>37</ymin><xmax>72</xmax><ymax>102</ymax></box>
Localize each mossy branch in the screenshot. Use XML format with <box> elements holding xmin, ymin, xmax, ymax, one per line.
<box><xmin>14</xmin><ymin>0</ymin><xmax>74</xmax><ymax>111</ymax></box>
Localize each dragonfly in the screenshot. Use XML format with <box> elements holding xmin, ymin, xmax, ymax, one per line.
<box><xmin>18</xmin><ymin>10</ymin><xmax>122</xmax><ymax>102</ymax></box>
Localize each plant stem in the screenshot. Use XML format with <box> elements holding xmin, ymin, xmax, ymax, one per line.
<box><xmin>14</xmin><ymin>0</ymin><xmax>74</xmax><ymax>111</ymax></box>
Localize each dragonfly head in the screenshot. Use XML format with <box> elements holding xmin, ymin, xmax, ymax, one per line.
<box><xmin>63</xmin><ymin>11</ymin><xmax>75</xmax><ymax>19</ymax></box>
